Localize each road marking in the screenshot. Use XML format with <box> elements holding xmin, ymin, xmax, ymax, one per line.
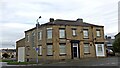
<box><xmin>99</xmin><ymin>64</ymin><xmax>104</xmax><ymax>65</ymax></box>
<box><xmin>107</xmin><ymin>63</ymin><xmax>110</xmax><ymax>64</ymax></box>
<box><xmin>111</xmin><ymin>62</ymin><xmax>116</xmax><ymax>64</ymax></box>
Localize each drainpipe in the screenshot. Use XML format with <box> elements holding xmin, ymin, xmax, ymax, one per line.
<box><xmin>91</xmin><ymin>26</ymin><xmax>97</xmax><ymax>58</ymax></box>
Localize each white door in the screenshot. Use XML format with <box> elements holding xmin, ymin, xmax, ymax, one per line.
<box><xmin>95</xmin><ymin>44</ymin><xmax>105</xmax><ymax>57</ymax></box>
<box><xmin>18</xmin><ymin>47</ymin><xmax>25</xmax><ymax>62</ymax></box>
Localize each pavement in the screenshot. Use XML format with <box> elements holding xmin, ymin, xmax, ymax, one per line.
<box><xmin>42</xmin><ymin>56</ymin><xmax>119</xmax><ymax>66</ymax></box>
<box><xmin>0</xmin><ymin>62</ymin><xmax>7</xmax><ymax>68</ymax></box>
<box><xmin>1</xmin><ymin>56</ymin><xmax>120</xmax><ymax>68</ymax></box>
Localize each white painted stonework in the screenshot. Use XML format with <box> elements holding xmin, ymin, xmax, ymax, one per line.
<box><xmin>18</xmin><ymin>47</ymin><xmax>25</xmax><ymax>62</ymax></box>
<box><xmin>95</xmin><ymin>44</ymin><xmax>105</xmax><ymax>57</ymax></box>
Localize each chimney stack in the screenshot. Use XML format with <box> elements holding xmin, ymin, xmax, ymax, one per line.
<box><xmin>76</xmin><ymin>18</ymin><xmax>83</xmax><ymax>23</ymax></box>
<box><xmin>49</xmin><ymin>18</ymin><xmax>54</xmax><ymax>22</ymax></box>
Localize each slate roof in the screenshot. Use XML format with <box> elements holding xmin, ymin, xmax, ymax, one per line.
<box><xmin>25</xmin><ymin>19</ymin><xmax>104</xmax><ymax>32</ymax></box>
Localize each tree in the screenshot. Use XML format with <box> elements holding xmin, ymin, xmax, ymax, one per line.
<box><xmin>113</xmin><ymin>36</ymin><xmax>120</xmax><ymax>53</ymax></box>
<box><xmin>2</xmin><ymin>53</ymin><xmax>10</xmax><ymax>58</ymax></box>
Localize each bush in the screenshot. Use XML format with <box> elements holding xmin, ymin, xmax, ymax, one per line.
<box><xmin>113</xmin><ymin>36</ymin><xmax>120</xmax><ymax>53</ymax></box>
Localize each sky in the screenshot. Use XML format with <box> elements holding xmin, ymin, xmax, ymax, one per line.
<box><xmin>0</xmin><ymin>0</ymin><xmax>119</xmax><ymax>49</ymax></box>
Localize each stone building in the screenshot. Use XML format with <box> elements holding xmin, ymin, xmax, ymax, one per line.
<box><xmin>16</xmin><ymin>18</ymin><xmax>106</xmax><ymax>62</ymax></box>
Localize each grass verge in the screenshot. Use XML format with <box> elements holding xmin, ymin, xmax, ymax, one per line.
<box><xmin>7</xmin><ymin>62</ymin><xmax>36</xmax><ymax>65</ymax></box>
<box><xmin>2</xmin><ymin>60</ymin><xmax>14</xmax><ymax>62</ymax></box>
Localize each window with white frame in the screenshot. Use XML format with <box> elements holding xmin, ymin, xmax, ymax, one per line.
<box><xmin>98</xmin><ymin>44</ymin><xmax>102</xmax><ymax>52</ymax></box>
<box><xmin>39</xmin><ymin>46</ymin><xmax>42</xmax><ymax>55</ymax></box>
<box><xmin>47</xmin><ymin>28</ymin><xmax>52</xmax><ymax>39</ymax></box>
<box><xmin>38</xmin><ymin>31</ymin><xmax>42</xmax><ymax>40</ymax></box>
<box><xmin>84</xmin><ymin>44</ymin><xmax>90</xmax><ymax>53</ymax></box>
<box><xmin>96</xmin><ymin>29</ymin><xmax>101</xmax><ymax>37</ymax></box>
<box><xmin>47</xmin><ymin>44</ymin><xmax>53</xmax><ymax>55</ymax></box>
<box><xmin>72</xmin><ymin>28</ymin><xmax>77</xmax><ymax>36</ymax></box>
<box><xmin>59</xmin><ymin>43</ymin><xmax>66</xmax><ymax>55</ymax></box>
<box><xmin>59</xmin><ymin>29</ymin><xmax>65</xmax><ymax>38</ymax></box>
<box><xmin>83</xmin><ymin>29</ymin><xmax>89</xmax><ymax>38</ymax></box>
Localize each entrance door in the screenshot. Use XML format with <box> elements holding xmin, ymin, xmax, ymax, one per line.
<box><xmin>73</xmin><ymin>47</ymin><xmax>77</xmax><ymax>57</ymax></box>
<box><xmin>72</xmin><ymin>43</ymin><xmax>79</xmax><ymax>58</ymax></box>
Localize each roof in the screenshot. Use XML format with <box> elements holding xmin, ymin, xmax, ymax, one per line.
<box><xmin>115</xmin><ymin>32</ymin><xmax>120</xmax><ymax>37</ymax></box>
<box><xmin>25</xmin><ymin>19</ymin><xmax>104</xmax><ymax>32</ymax></box>
<box><xmin>16</xmin><ymin>38</ymin><xmax>25</xmax><ymax>43</ymax></box>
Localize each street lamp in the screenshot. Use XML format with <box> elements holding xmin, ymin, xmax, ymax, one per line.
<box><xmin>36</xmin><ymin>16</ymin><xmax>41</xmax><ymax>63</ymax></box>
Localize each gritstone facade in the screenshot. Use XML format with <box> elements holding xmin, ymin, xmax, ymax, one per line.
<box><xmin>16</xmin><ymin>18</ymin><xmax>106</xmax><ymax>62</ymax></box>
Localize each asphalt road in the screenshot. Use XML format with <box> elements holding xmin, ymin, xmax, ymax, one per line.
<box><xmin>1</xmin><ymin>56</ymin><xmax>120</xmax><ymax>68</ymax></box>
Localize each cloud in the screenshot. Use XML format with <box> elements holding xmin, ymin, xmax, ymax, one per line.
<box><xmin>0</xmin><ymin>0</ymin><xmax>119</xmax><ymax>48</ymax></box>
<box><xmin>0</xmin><ymin>22</ymin><xmax>34</xmax><ymax>48</ymax></box>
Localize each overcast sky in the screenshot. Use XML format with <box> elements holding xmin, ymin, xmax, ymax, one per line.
<box><xmin>0</xmin><ymin>0</ymin><xmax>119</xmax><ymax>49</ymax></box>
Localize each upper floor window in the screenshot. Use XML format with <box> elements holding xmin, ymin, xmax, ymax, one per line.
<box><xmin>96</xmin><ymin>29</ymin><xmax>101</xmax><ymax>37</ymax></box>
<box><xmin>72</xmin><ymin>28</ymin><xmax>77</xmax><ymax>36</ymax></box>
<box><xmin>59</xmin><ymin>43</ymin><xmax>66</xmax><ymax>55</ymax></box>
<box><xmin>26</xmin><ymin>35</ymin><xmax>29</xmax><ymax>42</ymax></box>
<box><xmin>32</xmin><ymin>32</ymin><xmax>35</xmax><ymax>39</ymax></box>
<box><xmin>83</xmin><ymin>29</ymin><xmax>89</xmax><ymax>38</ymax></box>
<box><xmin>59</xmin><ymin>28</ymin><xmax>65</xmax><ymax>38</ymax></box>
<box><xmin>47</xmin><ymin>43</ymin><xmax>53</xmax><ymax>56</ymax></box>
<box><xmin>38</xmin><ymin>31</ymin><xmax>42</xmax><ymax>40</ymax></box>
<box><xmin>47</xmin><ymin>28</ymin><xmax>52</xmax><ymax>39</ymax></box>
<box><xmin>32</xmin><ymin>32</ymin><xmax>35</xmax><ymax>47</ymax></box>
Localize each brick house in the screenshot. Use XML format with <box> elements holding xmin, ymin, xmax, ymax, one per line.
<box><xmin>16</xmin><ymin>18</ymin><xmax>106</xmax><ymax>62</ymax></box>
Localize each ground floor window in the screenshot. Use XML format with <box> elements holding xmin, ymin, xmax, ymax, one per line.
<box><xmin>84</xmin><ymin>43</ymin><xmax>90</xmax><ymax>54</ymax></box>
<box><xmin>97</xmin><ymin>44</ymin><xmax>103</xmax><ymax>52</ymax></box>
<box><xmin>47</xmin><ymin>44</ymin><xmax>53</xmax><ymax>56</ymax></box>
<box><xmin>59</xmin><ymin>43</ymin><xmax>66</xmax><ymax>55</ymax></box>
<box><xmin>38</xmin><ymin>46</ymin><xmax>42</xmax><ymax>55</ymax></box>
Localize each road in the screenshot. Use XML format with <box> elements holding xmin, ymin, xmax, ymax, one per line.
<box><xmin>42</xmin><ymin>56</ymin><xmax>119</xmax><ymax>66</ymax></box>
<box><xmin>1</xmin><ymin>56</ymin><xmax>120</xmax><ymax>68</ymax></box>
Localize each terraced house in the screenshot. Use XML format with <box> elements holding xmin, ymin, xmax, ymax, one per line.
<box><xmin>16</xmin><ymin>18</ymin><xmax>106</xmax><ymax>62</ymax></box>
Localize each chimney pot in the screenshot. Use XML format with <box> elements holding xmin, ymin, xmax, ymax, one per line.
<box><xmin>50</xmin><ymin>18</ymin><xmax>54</xmax><ymax>22</ymax></box>
<box><xmin>76</xmin><ymin>18</ymin><xmax>83</xmax><ymax>23</ymax></box>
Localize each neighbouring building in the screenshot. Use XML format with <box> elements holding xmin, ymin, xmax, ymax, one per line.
<box><xmin>105</xmin><ymin>36</ymin><xmax>115</xmax><ymax>49</ymax></box>
<box><xmin>115</xmin><ymin>32</ymin><xmax>120</xmax><ymax>39</ymax></box>
<box><xmin>16</xmin><ymin>18</ymin><xmax>106</xmax><ymax>62</ymax></box>
<box><xmin>1</xmin><ymin>49</ymin><xmax>16</xmax><ymax>59</ymax></box>
<box><xmin>16</xmin><ymin>38</ymin><xmax>25</xmax><ymax>62</ymax></box>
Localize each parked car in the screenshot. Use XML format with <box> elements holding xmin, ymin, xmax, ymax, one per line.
<box><xmin>106</xmin><ymin>48</ymin><xmax>115</xmax><ymax>56</ymax></box>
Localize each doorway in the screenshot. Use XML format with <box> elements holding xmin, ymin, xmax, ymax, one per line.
<box><xmin>71</xmin><ymin>42</ymin><xmax>80</xmax><ymax>59</ymax></box>
<box><xmin>73</xmin><ymin>44</ymin><xmax>78</xmax><ymax>57</ymax></box>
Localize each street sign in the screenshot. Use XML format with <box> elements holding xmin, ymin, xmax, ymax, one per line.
<box><xmin>36</xmin><ymin>48</ymin><xmax>39</xmax><ymax>51</ymax></box>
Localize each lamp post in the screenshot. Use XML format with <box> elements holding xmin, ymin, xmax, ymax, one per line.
<box><xmin>36</xmin><ymin>16</ymin><xmax>41</xmax><ymax>63</ymax></box>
